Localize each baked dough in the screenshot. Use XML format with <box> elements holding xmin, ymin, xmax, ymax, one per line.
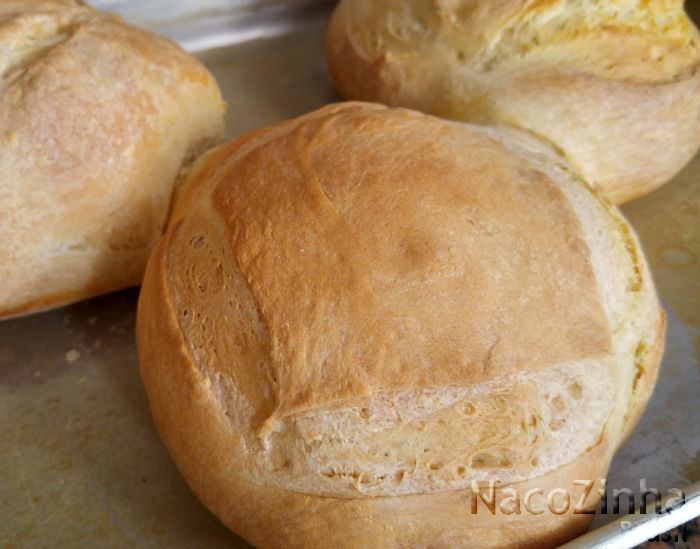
<box><xmin>326</xmin><ymin>0</ymin><xmax>700</xmax><ymax>204</ymax></box>
<box><xmin>0</xmin><ymin>0</ymin><xmax>226</xmax><ymax>318</ymax></box>
<box><xmin>137</xmin><ymin>103</ymin><xmax>665</xmax><ymax>548</ymax></box>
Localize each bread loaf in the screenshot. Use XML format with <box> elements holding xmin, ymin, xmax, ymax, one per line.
<box><xmin>326</xmin><ymin>0</ymin><xmax>700</xmax><ymax>204</ymax></box>
<box><xmin>136</xmin><ymin>102</ymin><xmax>665</xmax><ymax>548</ymax></box>
<box><xmin>0</xmin><ymin>0</ymin><xmax>226</xmax><ymax>318</ymax></box>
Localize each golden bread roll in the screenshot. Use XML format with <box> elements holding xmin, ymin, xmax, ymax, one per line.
<box><xmin>136</xmin><ymin>103</ymin><xmax>665</xmax><ymax>548</ymax></box>
<box><xmin>0</xmin><ymin>0</ymin><xmax>226</xmax><ymax>318</ymax></box>
<box><xmin>326</xmin><ymin>0</ymin><xmax>700</xmax><ymax>204</ymax></box>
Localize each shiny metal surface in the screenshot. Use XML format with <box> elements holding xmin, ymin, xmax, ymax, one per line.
<box><xmin>153</xmin><ymin>0</ymin><xmax>332</xmax><ymax>53</ymax></box>
<box><xmin>1</xmin><ymin>3</ymin><xmax>699</xmax><ymax>547</ymax></box>
<box><xmin>561</xmin><ymin>481</ymin><xmax>700</xmax><ymax>549</ymax></box>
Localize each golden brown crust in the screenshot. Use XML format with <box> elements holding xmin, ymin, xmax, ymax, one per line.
<box><xmin>206</xmin><ymin>103</ymin><xmax>611</xmax><ymax>416</ymax></box>
<box><xmin>326</xmin><ymin>0</ymin><xmax>700</xmax><ymax>204</ymax></box>
<box><xmin>138</xmin><ymin>230</ymin><xmax>605</xmax><ymax>549</ymax></box>
<box><xmin>0</xmin><ymin>0</ymin><xmax>226</xmax><ymax>318</ymax></box>
<box><xmin>137</xmin><ymin>103</ymin><xmax>664</xmax><ymax>547</ymax></box>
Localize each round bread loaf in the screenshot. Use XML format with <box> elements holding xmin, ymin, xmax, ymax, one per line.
<box><xmin>326</xmin><ymin>0</ymin><xmax>700</xmax><ymax>205</ymax></box>
<box><xmin>0</xmin><ymin>0</ymin><xmax>226</xmax><ymax>318</ymax></box>
<box><xmin>137</xmin><ymin>102</ymin><xmax>665</xmax><ymax>548</ymax></box>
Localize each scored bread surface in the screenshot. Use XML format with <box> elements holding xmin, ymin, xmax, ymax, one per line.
<box><xmin>137</xmin><ymin>103</ymin><xmax>664</xmax><ymax>548</ymax></box>
<box><xmin>0</xmin><ymin>0</ymin><xmax>226</xmax><ymax>318</ymax></box>
<box><xmin>326</xmin><ymin>0</ymin><xmax>700</xmax><ymax>204</ymax></box>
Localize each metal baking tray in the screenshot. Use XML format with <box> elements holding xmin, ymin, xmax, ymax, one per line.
<box><xmin>1</xmin><ymin>2</ymin><xmax>698</xmax><ymax>547</ymax></box>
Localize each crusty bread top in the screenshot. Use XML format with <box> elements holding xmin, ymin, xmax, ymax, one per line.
<box><xmin>0</xmin><ymin>0</ymin><xmax>225</xmax><ymax>317</ymax></box>
<box><xmin>326</xmin><ymin>0</ymin><xmax>700</xmax><ymax>205</ymax></box>
<box><xmin>0</xmin><ymin>0</ymin><xmax>216</xmax><ymax>249</ymax></box>
<box><xmin>171</xmin><ymin>102</ymin><xmax>610</xmax><ymax>417</ymax></box>
<box><xmin>151</xmin><ymin>103</ymin><xmax>662</xmax><ymax>498</ymax></box>
<box><xmin>346</xmin><ymin>0</ymin><xmax>700</xmax><ymax>84</ymax></box>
